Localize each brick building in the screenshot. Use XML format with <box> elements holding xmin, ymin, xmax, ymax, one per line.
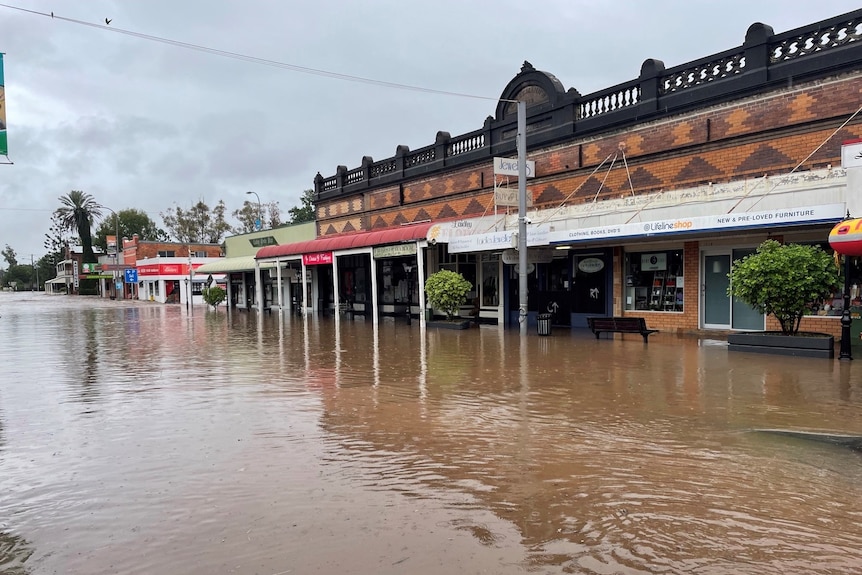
<box><xmin>258</xmin><ymin>10</ymin><xmax>862</xmax><ymax>337</ymax></box>
<box><xmin>123</xmin><ymin>235</ymin><xmax>224</xmax><ymax>304</ymax></box>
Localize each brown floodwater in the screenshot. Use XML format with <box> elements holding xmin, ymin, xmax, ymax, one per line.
<box><xmin>1</xmin><ymin>292</ymin><xmax>861</xmax><ymax>574</ymax></box>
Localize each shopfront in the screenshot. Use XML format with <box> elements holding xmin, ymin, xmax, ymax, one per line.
<box><xmin>254</xmin><ymin>222</ymin><xmax>433</xmax><ymax>323</ymax></box>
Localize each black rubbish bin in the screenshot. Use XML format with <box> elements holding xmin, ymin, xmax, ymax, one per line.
<box><xmin>537</xmin><ymin>313</ymin><xmax>552</xmax><ymax>336</ymax></box>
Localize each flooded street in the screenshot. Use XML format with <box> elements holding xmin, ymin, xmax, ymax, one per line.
<box><xmin>1</xmin><ymin>292</ymin><xmax>861</xmax><ymax>574</ymax></box>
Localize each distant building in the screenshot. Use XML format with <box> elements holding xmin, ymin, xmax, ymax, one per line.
<box><xmin>124</xmin><ymin>235</ymin><xmax>224</xmax><ymax>305</ymax></box>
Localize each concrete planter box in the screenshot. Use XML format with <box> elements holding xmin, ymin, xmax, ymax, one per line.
<box><xmin>427</xmin><ymin>319</ymin><xmax>472</xmax><ymax>330</ymax></box>
<box><xmin>727</xmin><ymin>332</ymin><xmax>835</xmax><ymax>359</ymax></box>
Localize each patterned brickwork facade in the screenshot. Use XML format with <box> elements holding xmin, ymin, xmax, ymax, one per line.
<box><xmin>316</xmin><ymin>74</ymin><xmax>862</xmax><ymax>237</ymax></box>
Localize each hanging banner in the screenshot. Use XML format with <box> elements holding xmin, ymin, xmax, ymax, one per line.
<box><xmin>0</xmin><ymin>53</ymin><xmax>7</xmax><ymax>156</ymax></box>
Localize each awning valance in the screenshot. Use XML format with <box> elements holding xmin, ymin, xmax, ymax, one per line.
<box><xmin>194</xmin><ymin>256</ymin><xmax>277</xmax><ymax>274</ymax></box>
<box><xmin>256</xmin><ymin>222</ymin><xmax>434</xmax><ymax>260</ymax></box>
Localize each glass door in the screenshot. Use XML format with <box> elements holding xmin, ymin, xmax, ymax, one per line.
<box><xmin>703</xmin><ymin>255</ymin><xmax>730</xmax><ymax>328</ymax></box>
<box><xmin>702</xmin><ymin>251</ymin><xmax>764</xmax><ymax>330</ymax></box>
<box><xmin>731</xmin><ymin>248</ymin><xmax>764</xmax><ymax>330</ymax></box>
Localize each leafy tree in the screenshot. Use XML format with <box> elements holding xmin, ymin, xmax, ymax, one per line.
<box><xmin>210</xmin><ymin>200</ymin><xmax>233</xmax><ymax>243</ymax></box>
<box><xmin>425</xmin><ymin>269</ymin><xmax>472</xmax><ymax>320</ymax></box>
<box><xmin>37</xmin><ymin>254</ymin><xmax>57</xmax><ymax>284</ymax></box>
<box><xmin>232</xmin><ymin>200</ymin><xmax>282</xmax><ymax>233</ymax></box>
<box><xmin>94</xmin><ymin>208</ymin><xmax>168</xmax><ymax>251</ymax></box>
<box><xmin>287</xmin><ymin>189</ymin><xmax>315</xmax><ymax>224</ymax></box>
<box><xmin>2</xmin><ymin>244</ymin><xmax>16</xmax><ymax>266</ymax></box>
<box><xmin>161</xmin><ymin>200</ymin><xmax>232</xmax><ymax>244</ymax></box>
<box><xmin>202</xmin><ymin>285</ymin><xmax>227</xmax><ymax>309</ymax></box>
<box><xmin>44</xmin><ymin>212</ymin><xmax>74</xmax><ymax>263</ymax></box>
<box><xmin>2</xmin><ymin>263</ymin><xmax>33</xmax><ymax>290</ymax></box>
<box><xmin>265</xmin><ymin>201</ymin><xmax>283</xmax><ymax>229</ymax></box>
<box><xmin>728</xmin><ymin>239</ymin><xmax>840</xmax><ymax>335</ymax></box>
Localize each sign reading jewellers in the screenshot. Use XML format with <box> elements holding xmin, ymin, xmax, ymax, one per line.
<box><xmin>547</xmin><ymin>204</ymin><xmax>846</xmax><ymax>244</ymax></box>
<box><xmin>373</xmin><ymin>243</ymin><xmax>417</xmax><ymax>259</ymax></box>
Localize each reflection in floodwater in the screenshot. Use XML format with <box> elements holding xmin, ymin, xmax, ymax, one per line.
<box><xmin>0</xmin><ymin>292</ymin><xmax>861</xmax><ymax>574</ymax></box>
<box><xmin>0</xmin><ymin>530</ymin><xmax>33</xmax><ymax>575</ymax></box>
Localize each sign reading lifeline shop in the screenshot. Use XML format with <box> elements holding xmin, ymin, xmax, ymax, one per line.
<box><xmin>547</xmin><ymin>204</ymin><xmax>846</xmax><ymax>244</ymax></box>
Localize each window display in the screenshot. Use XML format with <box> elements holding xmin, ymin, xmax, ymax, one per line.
<box><xmin>624</xmin><ymin>250</ymin><xmax>684</xmax><ymax>312</ymax></box>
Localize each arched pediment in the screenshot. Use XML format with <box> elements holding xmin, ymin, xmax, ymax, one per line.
<box><xmin>495</xmin><ymin>61</ymin><xmax>570</xmax><ymax>121</ymax></box>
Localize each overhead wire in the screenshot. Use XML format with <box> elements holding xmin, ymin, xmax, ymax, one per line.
<box><xmin>730</xmin><ymin>101</ymin><xmax>862</xmax><ymax>213</ymax></box>
<box><xmin>0</xmin><ymin>3</ymin><xmax>503</xmax><ymax>103</ymax></box>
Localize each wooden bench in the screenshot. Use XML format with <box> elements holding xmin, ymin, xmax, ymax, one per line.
<box><xmin>587</xmin><ymin>317</ymin><xmax>658</xmax><ymax>343</ymax></box>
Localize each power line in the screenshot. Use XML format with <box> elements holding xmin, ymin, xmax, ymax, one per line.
<box><xmin>0</xmin><ymin>3</ymin><xmax>503</xmax><ymax>102</ymax></box>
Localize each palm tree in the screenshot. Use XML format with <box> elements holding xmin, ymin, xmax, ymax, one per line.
<box><xmin>55</xmin><ymin>190</ymin><xmax>102</xmax><ymax>263</ymax></box>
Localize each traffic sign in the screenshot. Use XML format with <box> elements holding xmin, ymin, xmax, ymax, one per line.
<box><xmin>124</xmin><ymin>269</ymin><xmax>138</xmax><ymax>283</ymax></box>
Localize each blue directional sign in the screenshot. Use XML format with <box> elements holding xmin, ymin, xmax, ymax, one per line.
<box><xmin>124</xmin><ymin>269</ymin><xmax>138</xmax><ymax>283</ymax></box>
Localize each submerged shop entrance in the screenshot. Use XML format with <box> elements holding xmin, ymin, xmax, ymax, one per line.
<box><xmin>702</xmin><ymin>250</ymin><xmax>763</xmax><ymax>330</ymax></box>
<box><xmin>528</xmin><ymin>249</ymin><xmax>611</xmax><ymax>328</ymax></box>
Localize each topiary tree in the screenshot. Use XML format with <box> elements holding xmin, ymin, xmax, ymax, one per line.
<box><xmin>728</xmin><ymin>239</ymin><xmax>840</xmax><ymax>335</ymax></box>
<box><xmin>425</xmin><ymin>269</ymin><xmax>472</xmax><ymax>321</ymax></box>
<box><xmin>202</xmin><ymin>286</ymin><xmax>227</xmax><ymax>310</ymax></box>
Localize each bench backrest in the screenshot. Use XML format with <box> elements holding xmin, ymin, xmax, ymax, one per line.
<box><xmin>588</xmin><ymin>317</ymin><xmax>647</xmax><ymax>331</ymax></box>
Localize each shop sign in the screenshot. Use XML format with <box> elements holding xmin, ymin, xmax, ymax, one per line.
<box><xmin>494</xmin><ymin>187</ymin><xmax>534</xmax><ymax>207</ymax></box>
<box><xmin>373</xmin><ymin>243</ymin><xmax>417</xmax><ymax>259</ymax></box>
<box><xmin>841</xmin><ymin>139</ymin><xmax>862</xmax><ymax>169</ymax></box>
<box><xmin>577</xmin><ymin>257</ymin><xmax>605</xmax><ymax>273</ymax></box>
<box><xmin>249</xmin><ymin>236</ymin><xmax>278</xmax><ymax>248</ymax></box>
<box><xmin>493</xmin><ymin>157</ymin><xmax>535</xmax><ymax>178</ymax></box>
<box><xmin>427</xmin><ymin>219</ymin><xmax>478</xmax><ymax>244</ymax></box>
<box><xmin>137</xmin><ymin>263</ymin><xmax>192</xmax><ymax>276</ymax></box>
<box><xmin>81</xmin><ymin>263</ymin><xmax>100</xmax><ymax>274</ymax></box>
<box><xmin>501</xmin><ymin>248</ymin><xmax>555</xmax><ymax>265</ymax></box>
<box><xmin>641</xmin><ymin>253</ymin><xmax>667</xmax><ymax>271</ymax></box>
<box><xmin>548</xmin><ymin>204</ymin><xmax>846</xmax><ymax>244</ymax></box>
<box><xmin>448</xmin><ymin>225</ymin><xmax>550</xmax><ymax>254</ymax></box>
<box><xmin>303</xmin><ymin>252</ymin><xmax>332</xmax><ymax>265</ymax></box>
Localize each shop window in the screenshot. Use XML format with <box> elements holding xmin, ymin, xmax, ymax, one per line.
<box><xmin>157</xmin><ymin>250</ymin><xmax>175</xmax><ymax>257</ymax></box>
<box><xmin>380</xmin><ymin>259</ymin><xmax>418</xmax><ymax>305</ymax></box>
<box><xmin>625</xmin><ymin>250</ymin><xmax>684</xmax><ymax>312</ymax></box>
<box><xmin>800</xmin><ymin>241</ymin><xmax>846</xmax><ymax>317</ymax></box>
<box><xmin>481</xmin><ymin>257</ymin><xmax>499</xmax><ymax>307</ymax></box>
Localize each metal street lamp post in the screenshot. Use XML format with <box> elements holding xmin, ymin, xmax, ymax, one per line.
<box><xmin>246</xmin><ymin>191</ymin><xmax>262</xmax><ymax>230</ymax></box>
<box><xmin>184</xmin><ymin>277</ymin><xmax>190</xmax><ymax>311</ymax></box>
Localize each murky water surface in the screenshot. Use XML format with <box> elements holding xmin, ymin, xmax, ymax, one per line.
<box><xmin>1</xmin><ymin>292</ymin><xmax>861</xmax><ymax>574</ymax></box>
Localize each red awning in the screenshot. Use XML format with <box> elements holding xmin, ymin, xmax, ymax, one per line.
<box><xmin>256</xmin><ymin>222</ymin><xmax>434</xmax><ymax>259</ymax></box>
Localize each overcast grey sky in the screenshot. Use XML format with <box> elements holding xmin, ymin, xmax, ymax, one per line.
<box><xmin>1</xmin><ymin>0</ymin><xmax>860</xmax><ymax>260</ymax></box>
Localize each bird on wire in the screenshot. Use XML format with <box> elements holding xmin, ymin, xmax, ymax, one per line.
<box><xmin>105</xmin><ymin>17</ymin><xmax>111</xmax><ymax>25</ymax></box>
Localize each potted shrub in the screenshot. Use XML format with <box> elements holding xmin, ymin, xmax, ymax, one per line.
<box><xmin>202</xmin><ymin>285</ymin><xmax>227</xmax><ymax>310</ymax></box>
<box><xmin>424</xmin><ymin>269</ymin><xmax>473</xmax><ymax>329</ymax></box>
<box><xmin>727</xmin><ymin>239</ymin><xmax>840</xmax><ymax>358</ymax></box>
